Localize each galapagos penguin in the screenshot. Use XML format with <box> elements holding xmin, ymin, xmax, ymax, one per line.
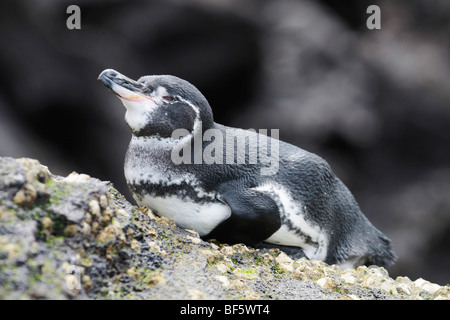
<box><xmin>98</xmin><ymin>69</ymin><xmax>396</xmax><ymax>268</ymax></box>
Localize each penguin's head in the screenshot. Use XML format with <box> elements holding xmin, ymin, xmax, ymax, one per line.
<box><xmin>98</xmin><ymin>69</ymin><xmax>213</xmax><ymax>138</ymax></box>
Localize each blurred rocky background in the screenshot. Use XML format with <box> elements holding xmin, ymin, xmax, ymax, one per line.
<box><xmin>0</xmin><ymin>0</ymin><xmax>448</xmax><ymax>285</ymax></box>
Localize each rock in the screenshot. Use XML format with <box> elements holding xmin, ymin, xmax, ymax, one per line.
<box><xmin>215</xmin><ymin>262</ymin><xmax>230</xmax><ymax>274</ymax></box>
<box><xmin>396</xmin><ymin>283</ymin><xmax>412</xmax><ymax>296</ymax></box>
<box><xmin>292</xmin><ymin>258</ymin><xmax>325</xmax><ymax>281</ymax></box>
<box><xmin>144</xmin><ymin>272</ymin><xmax>166</xmax><ymax>287</ymax></box>
<box><xmin>233</xmin><ymin>267</ymin><xmax>258</xmax><ymax>280</ymax></box>
<box><xmin>188</xmin><ymin>289</ymin><xmax>207</xmax><ymax>300</ymax></box>
<box><xmin>130</xmin><ymin>239</ymin><xmax>141</xmax><ymax>253</ymax></box>
<box><xmin>13</xmin><ymin>184</ymin><xmax>37</xmax><ymax>207</ymax></box>
<box><xmin>63</xmin><ymin>224</ymin><xmax>78</xmax><ymax>237</ymax></box>
<box><xmin>186</xmin><ymin>235</ymin><xmax>202</xmax><ymax>245</ymax></box>
<box><xmin>341</xmin><ymin>269</ymin><xmax>357</xmax><ymax>285</ymax></box>
<box><xmin>316</xmin><ymin>277</ymin><xmax>337</xmax><ymax>291</ymax></box>
<box><xmin>220</xmin><ymin>245</ymin><xmax>233</xmax><ymax>256</ymax></box>
<box><xmin>435</xmin><ymin>286</ymin><xmax>450</xmax><ymax>297</ymax></box>
<box><xmin>0</xmin><ymin>157</ymin><xmax>448</xmax><ymax>300</ymax></box>
<box><xmin>413</xmin><ymin>278</ymin><xmax>442</xmax><ymax>295</ymax></box>
<box><xmin>215</xmin><ymin>275</ymin><xmax>231</xmax><ymax>288</ymax></box>
<box><xmin>82</xmin><ymin>275</ymin><xmax>93</xmax><ymax>292</ymax></box>
<box><xmin>275</xmin><ymin>252</ymin><xmax>294</xmax><ymax>273</ymax></box>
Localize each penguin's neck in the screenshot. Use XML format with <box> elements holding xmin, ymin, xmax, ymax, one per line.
<box><xmin>125</xmin><ymin>119</ymin><xmax>217</xmax><ymax>179</ymax></box>
<box><xmin>125</xmin><ymin>134</ymin><xmax>177</xmax><ymax>187</ymax></box>
<box><xmin>124</xmin><ymin>131</ymin><xmax>213</xmax><ymax>198</ymax></box>
<box><xmin>129</xmin><ymin>117</ymin><xmax>216</xmax><ymax>151</ymax></box>
<box><xmin>125</xmin><ymin>125</ymin><xmax>199</xmax><ymax>177</ymax></box>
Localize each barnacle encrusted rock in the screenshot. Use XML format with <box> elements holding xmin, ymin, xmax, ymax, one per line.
<box><xmin>0</xmin><ymin>157</ymin><xmax>448</xmax><ymax>300</ymax></box>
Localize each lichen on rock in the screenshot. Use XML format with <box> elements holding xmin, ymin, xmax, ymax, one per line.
<box><xmin>0</xmin><ymin>157</ymin><xmax>448</xmax><ymax>300</ymax></box>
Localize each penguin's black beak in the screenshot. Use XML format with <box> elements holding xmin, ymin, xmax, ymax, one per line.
<box><xmin>98</xmin><ymin>69</ymin><xmax>148</xmax><ymax>101</ymax></box>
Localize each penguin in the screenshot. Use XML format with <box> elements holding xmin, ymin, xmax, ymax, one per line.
<box><xmin>98</xmin><ymin>69</ymin><xmax>396</xmax><ymax>268</ymax></box>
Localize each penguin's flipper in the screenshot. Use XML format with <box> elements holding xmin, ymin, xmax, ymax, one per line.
<box><xmin>204</xmin><ymin>185</ymin><xmax>282</xmax><ymax>246</ymax></box>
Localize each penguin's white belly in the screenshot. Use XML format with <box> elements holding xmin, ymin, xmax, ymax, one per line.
<box><xmin>138</xmin><ymin>194</ymin><xmax>231</xmax><ymax>236</ymax></box>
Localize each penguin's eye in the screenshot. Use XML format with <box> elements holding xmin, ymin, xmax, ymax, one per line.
<box><xmin>162</xmin><ymin>96</ymin><xmax>175</xmax><ymax>102</ymax></box>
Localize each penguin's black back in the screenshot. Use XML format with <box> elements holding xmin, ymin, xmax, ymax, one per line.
<box><xmin>182</xmin><ymin>123</ymin><xmax>396</xmax><ymax>266</ymax></box>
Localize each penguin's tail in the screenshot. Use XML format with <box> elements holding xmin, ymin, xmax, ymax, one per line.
<box><xmin>366</xmin><ymin>229</ymin><xmax>397</xmax><ymax>267</ymax></box>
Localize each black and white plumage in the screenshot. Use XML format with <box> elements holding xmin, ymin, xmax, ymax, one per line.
<box><xmin>98</xmin><ymin>69</ymin><xmax>396</xmax><ymax>268</ymax></box>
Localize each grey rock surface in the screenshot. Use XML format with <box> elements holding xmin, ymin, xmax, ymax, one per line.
<box><xmin>0</xmin><ymin>157</ymin><xmax>448</xmax><ymax>300</ymax></box>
